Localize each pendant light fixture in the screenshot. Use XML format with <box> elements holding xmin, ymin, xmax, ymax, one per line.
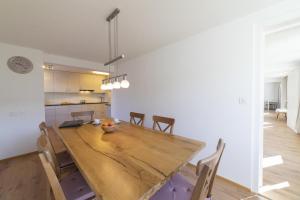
<box><xmin>101</xmin><ymin>8</ymin><xmax>129</xmax><ymax>91</ymax></box>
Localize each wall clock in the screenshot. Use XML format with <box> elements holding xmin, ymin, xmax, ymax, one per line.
<box><xmin>7</xmin><ymin>56</ymin><xmax>33</xmax><ymax>74</ymax></box>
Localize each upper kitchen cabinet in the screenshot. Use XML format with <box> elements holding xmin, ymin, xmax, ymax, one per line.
<box><xmin>44</xmin><ymin>70</ymin><xmax>54</xmax><ymax>92</ymax></box>
<box><xmin>67</xmin><ymin>72</ymin><xmax>80</xmax><ymax>93</ymax></box>
<box><xmin>80</xmin><ymin>74</ymin><xmax>95</xmax><ymax>91</ymax></box>
<box><xmin>44</xmin><ymin>70</ymin><xmax>107</xmax><ymax>93</ymax></box>
<box><xmin>54</xmin><ymin>70</ymin><xmax>69</xmax><ymax>92</ymax></box>
<box><xmin>80</xmin><ymin>74</ymin><xmax>105</xmax><ymax>93</ymax></box>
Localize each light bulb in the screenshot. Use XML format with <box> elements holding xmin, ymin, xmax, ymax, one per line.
<box><xmin>113</xmin><ymin>81</ymin><xmax>121</xmax><ymax>89</ymax></box>
<box><xmin>121</xmin><ymin>79</ymin><xmax>130</xmax><ymax>88</ymax></box>
<box><xmin>106</xmin><ymin>82</ymin><xmax>113</xmax><ymax>90</ymax></box>
<box><xmin>101</xmin><ymin>84</ymin><xmax>107</xmax><ymax>90</ymax></box>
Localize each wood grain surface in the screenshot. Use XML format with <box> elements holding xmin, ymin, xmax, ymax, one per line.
<box><xmin>55</xmin><ymin>122</ymin><xmax>205</xmax><ymax>200</ymax></box>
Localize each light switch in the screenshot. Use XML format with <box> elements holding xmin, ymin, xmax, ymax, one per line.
<box><xmin>238</xmin><ymin>97</ymin><xmax>246</xmax><ymax>104</ymax></box>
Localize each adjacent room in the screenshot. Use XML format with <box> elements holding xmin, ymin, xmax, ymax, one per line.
<box><xmin>262</xmin><ymin>22</ymin><xmax>300</xmax><ymax>199</ymax></box>
<box><xmin>1</xmin><ymin>1</ymin><xmax>300</xmax><ymax>200</ymax></box>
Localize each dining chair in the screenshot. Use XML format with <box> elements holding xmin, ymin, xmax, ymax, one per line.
<box><xmin>152</xmin><ymin>115</ymin><xmax>175</xmax><ymax>134</ymax></box>
<box><xmin>39</xmin><ymin>121</ymin><xmax>47</xmax><ymax>132</ymax></box>
<box><xmin>37</xmin><ymin>130</ymin><xmax>74</xmax><ymax>178</ymax></box>
<box><xmin>150</xmin><ymin>139</ymin><xmax>225</xmax><ymax>200</ymax></box>
<box><xmin>130</xmin><ymin>112</ymin><xmax>145</xmax><ymax>126</ymax></box>
<box><xmin>39</xmin><ymin>152</ymin><xmax>95</xmax><ymax>200</ymax></box>
<box><xmin>71</xmin><ymin>111</ymin><xmax>95</xmax><ymax>122</ymax></box>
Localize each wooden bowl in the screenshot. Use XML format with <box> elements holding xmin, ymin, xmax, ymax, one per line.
<box><xmin>101</xmin><ymin>125</ymin><xmax>116</xmax><ymax>133</ymax></box>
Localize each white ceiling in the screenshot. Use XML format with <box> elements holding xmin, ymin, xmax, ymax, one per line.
<box><xmin>265</xmin><ymin>24</ymin><xmax>300</xmax><ymax>78</ymax></box>
<box><xmin>0</xmin><ymin>0</ymin><xmax>283</xmax><ymax>63</ymax></box>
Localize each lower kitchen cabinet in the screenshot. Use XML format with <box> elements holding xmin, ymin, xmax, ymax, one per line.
<box><xmin>45</xmin><ymin>104</ymin><xmax>108</xmax><ymax>127</ymax></box>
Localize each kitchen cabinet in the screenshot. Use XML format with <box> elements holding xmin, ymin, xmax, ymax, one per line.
<box><xmin>80</xmin><ymin>74</ymin><xmax>94</xmax><ymax>91</ymax></box>
<box><xmin>80</xmin><ymin>73</ymin><xmax>106</xmax><ymax>93</ymax></box>
<box><xmin>44</xmin><ymin>70</ymin><xmax>54</xmax><ymax>92</ymax></box>
<box><xmin>45</xmin><ymin>106</ymin><xmax>56</xmax><ymax>126</ymax></box>
<box><xmin>44</xmin><ymin>70</ymin><xmax>106</xmax><ymax>93</ymax></box>
<box><xmin>67</xmin><ymin>72</ymin><xmax>80</xmax><ymax>93</ymax></box>
<box><xmin>45</xmin><ymin>104</ymin><xmax>108</xmax><ymax>126</ymax></box>
<box><xmin>54</xmin><ymin>71</ymin><xmax>69</xmax><ymax>92</ymax></box>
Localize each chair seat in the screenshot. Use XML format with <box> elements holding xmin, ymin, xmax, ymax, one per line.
<box><xmin>150</xmin><ymin>173</ymin><xmax>194</xmax><ymax>200</ymax></box>
<box><xmin>56</xmin><ymin>151</ymin><xmax>74</xmax><ymax>168</ymax></box>
<box><xmin>60</xmin><ymin>171</ymin><xmax>95</xmax><ymax>200</ymax></box>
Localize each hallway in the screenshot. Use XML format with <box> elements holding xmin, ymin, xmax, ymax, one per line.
<box><xmin>262</xmin><ymin>112</ymin><xmax>300</xmax><ymax>200</ymax></box>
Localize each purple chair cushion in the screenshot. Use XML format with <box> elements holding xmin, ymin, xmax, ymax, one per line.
<box><xmin>60</xmin><ymin>171</ymin><xmax>95</xmax><ymax>200</ymax></box>
<box><xmin>150</xmin><ymin>173</ymin><xmax>194</xmax><ymax>200</ymax></box>
<box><xmin>56</xmin><ymin>151</ymin><xmax>74</xmax><ymax>168</ymax></box>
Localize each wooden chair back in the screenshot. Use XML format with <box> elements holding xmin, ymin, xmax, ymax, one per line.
<box><xmin>130</xmin><ymin>112</ymin><xmax>145</xmax><ymax>126</ymax></box>
<box><xmin>71</xmin><ymin>111</ymin><xmax>95</xmax><ymax>122</ymax></box>
<box><xmin>152</xmin><ymin>115</ymin><xmax>175</xmax><ymax>134</ymax></box>
<box><xmin>37</xmin><ymin>132</ymin><xmax>60</xmax><ymax>178</ymax></box>
<box><xmin>39</xmin><ymin>153</ymin><xmax>67</xmax><ymax>200</ymax></box>
<box><xmin>39</xmin><ymin>121</ymin><xmax>47</xmax><ymax>131</ymax></box>
<box><xmin>191</xmin><ymin>139</ymin><xmax>225</xmax><ymax>200</ymax></box>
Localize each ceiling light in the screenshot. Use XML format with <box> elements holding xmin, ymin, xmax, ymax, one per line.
<box><xmin>113</xmin><ymin>80</ymin><xmax>121</xmax><ymax>89</ymax></box>
<box><xmin>106</xmin><ymin>82</ymin><xmax>113</xmax><ymax>90</ymax></box>
<box><xmin>43</xmin><ymin>64</ymin><xmax>54</xmax><ymax>70</ymax></box>
<box><xmin>121</xmin><ymin>79</ymin><xmax>130</xmax><ymax>88</ymax></box>
<box><xmin>99</xmin><ymin>8</ymin><xmax>129</xmax><ymax>90</ymax></box>
<box><xmin>101</xmin><ymin>84</ymin><xmax>107</xmax><ymax>90</ymax></box>
<box><xmin>92</xmin><ymin>71</ymin><xmax>109</xmax><ymax>75</ymax></box>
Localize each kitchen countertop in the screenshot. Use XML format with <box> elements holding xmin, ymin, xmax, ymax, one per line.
<box><xmin>45</xmin><ymin>102</ymin><xmax>110</xmax><ymax>107</ymax></box>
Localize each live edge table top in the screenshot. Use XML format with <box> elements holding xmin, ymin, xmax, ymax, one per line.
<box><xmin>55</xmin><ymin>122</ymin><xmax>205</xmax><ymax>200</ymax></box>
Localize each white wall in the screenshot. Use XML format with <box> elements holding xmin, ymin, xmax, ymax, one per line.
<box><xmin>0</xmin><ymin>43</ymin><xmax>45</xmax><ymax>159</ymax></box>
<box><xmin>281</xmin><ymin>77</ymin><xmax>287</xmax><ymax>108</ymax></box>
<box><xmin>264</xmin><ymin>82</ymin><xmax>280</xmax><ymax>102</ymax></box>
<box><xmin>0</xmin><ymin>43</ymin><xmax>105</xmax><ymax>160</ymax></box>
<box><xmin>287</xmin><ymin>69</ymin><xmax>300</xmax><ymax>132</ymax></box>
<box><xmin>112</xmin><ymin>19</ymin><xmax>254</xmax><ymax>188</ymax></box>
<box><xmin>112</xmin><ymin>1</ymin><xmax>300</xmax><ymax>190</ymax></box>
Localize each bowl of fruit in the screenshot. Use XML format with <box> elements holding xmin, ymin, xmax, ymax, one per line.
<box><xmin>101</xmin><ymin>121</ymin><xmax>116</xmax><ymax>133</ymax></box>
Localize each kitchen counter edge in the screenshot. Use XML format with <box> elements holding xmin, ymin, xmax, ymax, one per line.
<box><xmin>45</xmin><ymin>102</ymin><xmax>110</xmax><ymax>107</ymax></box>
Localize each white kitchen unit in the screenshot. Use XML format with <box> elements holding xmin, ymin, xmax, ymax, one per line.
<box><xmin>67</xmin><ymin>72</ymin><xmax>81</xmax><ymax>93</ymax></box>
<box><xmin>44</xmin><ymin>70</ymin><xmax>54</xmax><ymax>92</ymax></box>
<box><xmin>45</xmin><ymin>103</ymin><xmax>108</xmax><ymax>127</ymax></box>
<box><xmin>54</xmin><ymin>70</ymin><xmax>69</xmax><ymax>93</ymax></box>
<box><xmin>44</xmin><ymin>69</ymin><xmax>107</xmax><ymax>93</ymax></box>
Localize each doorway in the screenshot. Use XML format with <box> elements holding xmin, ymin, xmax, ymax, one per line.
<box><xmin>260</xmin><ymin>22</ymin><xmax>300</xmax><ymax>200</ymax></box>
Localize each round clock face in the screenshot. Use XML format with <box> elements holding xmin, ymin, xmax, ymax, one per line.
<box><xmin>7</xmin><ymin>56</ymin><xmax>33</xmax><ymax>74</ymax></box>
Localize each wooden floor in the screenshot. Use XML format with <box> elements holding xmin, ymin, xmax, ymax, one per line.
<box><xmin>0</xmin><ymin>153</ymin><xmax>268</xmax><ymax>200</ymax></box>
<box><xmin>0</xmin><ymin>153</ymin><xmax>48</xmax><ymax>200</ymax></box>
<box><xmin>262</xmin><ymin>112</ymin><xmax>300</xmax><ymax>200</ymax></box>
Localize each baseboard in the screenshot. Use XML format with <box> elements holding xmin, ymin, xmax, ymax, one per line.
<box><xmin>0</xmin><ymin>151</ymin><xmax>38</xmax><ymax>162</ymax></box>
<box><xmin>187</xmin><ymin>163</ymin><xmax>271</xmax><ymax>199</ymax></box>
<box><xmin>216</xmin><ymin>175</ymin><xmax>251</xmax><ymax>192</ymax></box>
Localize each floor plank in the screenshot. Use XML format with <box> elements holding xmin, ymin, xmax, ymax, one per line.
<box><xmin>0</xmin><ymin>153</ymin><xmax>48</xmax><ymax>200</ymax></box>
<box><xmin>180</xmin><ymin>164</ymin><xmax>269</xmax><ymax>200</ymax></box>
<box><xmin>262</xmin><ymin>112</ymin><xmax>300</xmax><ymax>200</ymax></box>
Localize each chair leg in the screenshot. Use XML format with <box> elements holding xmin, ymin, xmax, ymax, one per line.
<box><xmin>45</xmin><ymin>182</ymin><xmax>52</xmax><ymax>200</ymax></box>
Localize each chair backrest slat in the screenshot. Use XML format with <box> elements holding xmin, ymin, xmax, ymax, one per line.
<box><xmin>152</xmin><ymin>115</ymin><xmax>175</xmax><ymax>134</ymax></box>
<box><xmin>37</xmin><ymin>132</ymin><xmax>60</xmax><ymax>177</ymax></box>
<box><xmin>71</xmin><ymin>111</ymin><xmax>95</xmax><ymax>122</ymax></box>
<box><xmin>39</xmin><ymin>153</ymin><xmax>67</xmax><ymax>200</ymax></box>
<box><xmin>130</xmin><ymin>112</ymin><xmax>145</xmax><ymax>126</ymax></box>
<box><xmin>192</xmin><ymin>138</ymin><xmax>225</xmax><ymax>200</ymax></box>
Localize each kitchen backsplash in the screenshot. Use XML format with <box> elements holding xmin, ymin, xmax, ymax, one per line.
<box><xmin>45</xmin><ymin>92</ymin><xmax>111</xmax><ymax>105</ymax></box>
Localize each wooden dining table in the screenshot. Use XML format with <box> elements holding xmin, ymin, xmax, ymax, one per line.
<box><xmin>55</xmin><ymin>122</ymin><xmax>205</xmax><ymax>200</ymax></box>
